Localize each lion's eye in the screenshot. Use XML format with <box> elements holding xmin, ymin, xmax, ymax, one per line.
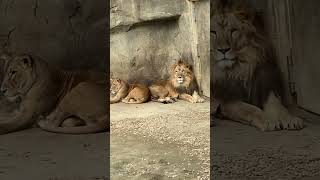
<box><xmin>231</xmin><ymin>28</ymin><xmax>238</xmax><ymax>36</ymax></box>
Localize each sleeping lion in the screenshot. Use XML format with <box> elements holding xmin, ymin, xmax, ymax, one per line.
<box><xmin>211</xmin><ymin>0</ymin><xmax>303</xmax><ymax>131</ymax></box>
<box><xmin>110</xmin><ymin>78</ymin><xmax>150</xmax><ymax>104</ymax></box>
<box><xmin>0</xmin><ymin>53</ymin><xmax>108</xmax><ymax>134</ymax></box>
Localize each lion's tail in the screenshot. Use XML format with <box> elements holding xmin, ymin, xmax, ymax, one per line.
<box><xmin>39</xmin><ymin>124</ymin><xmax>108</xmax><ymax>134</ymax></box>
<box><xmin>38</xmin><ymin>115</ymin><xmax>109</xmax><ymax>134</ymax></box>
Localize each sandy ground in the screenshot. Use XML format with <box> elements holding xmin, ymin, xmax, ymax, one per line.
<box><xmin>212</xmin><ymin>108</ymin><xmax>320</xmax><ymax>180</ymax></box>
<box><xmin>110</xmin><ymin>101</ymin><xmax>210</xmax><ymax>180</ymax></box>
<box><xmin>0</xmin><ymin>128</ymin><xmax>108</xmax><ymax>180</ymax></box>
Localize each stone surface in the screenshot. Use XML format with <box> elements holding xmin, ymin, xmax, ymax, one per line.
<box><xmin>110</xmin><ymin>0</ymin><xmax>210</xmax><ymax>96</ymax></box>
<box><xmin>0</xmin><ymin>0</ymin><xmax>108</xmax><ymax>71</ymax></box>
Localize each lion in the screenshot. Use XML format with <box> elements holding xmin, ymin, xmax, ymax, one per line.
<box><xmin>149</xmin><ymin>60</ymin><xmax>205</xmax><ymax>103</ymax></box>
<box><xmin>0</xmin><ymin>53</ymin><xmax>108</xmax><ymax>134</ymax></box>
<box><xmin>110</xmin><ymin>78</ymin><xmax>150</xmax><ymax>104</ymax></box>
<box><xmin>0</xmin><ymin>52</ymin><xmax>20</xmax><ymax>114</ymax></box>
<box><xmin>211</xmin><ymin>0</ymin><xmax>303</xmax><ymax>131</ymax></box>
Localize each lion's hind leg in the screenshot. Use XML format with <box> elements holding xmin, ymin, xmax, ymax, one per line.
<box><xmin>121</xmin><ymin>87</ymin><xmax>149</xmax><ymax>104</ymax></box>
<box><xmin>149</xmin><ymin>84</ymin><xmax>175</xmax><ymax>104</ymax></box>
<box><xmin>221</xmin><ymin>101</ymin><xmax>269</xmax><ymax>131</ymax></box>
<box><xmin>39</xmin><ymin>82</ymin><xmax>108</xmax><ymax>134</ymax></box>
<box><xmin>38</xmin><ymin>106</ymin><xmax>70</xmax><ymax>130</ymax></box>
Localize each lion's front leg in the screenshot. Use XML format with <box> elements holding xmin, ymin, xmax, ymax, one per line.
<box><xmin>168</xmin><ymin>89</ymin><xmax>179</xmax><ymax>102</ymax></box>
<box><xmin>220</xmin><ymin>101</ymin><xmax>270</xmax><ymax>131</ymax></box>
<box><xmin>263</xmin><ymin>92</ymin><xmax>303</xmax><ymax>130</ymax></box>
<box><xmin>0</xmin><ymin>103</ymin><xmax>36</xmax><ymax>134</ymax></box>
<box><xmin>179</xmin><ymin>93</ymin><xmax>197</xmax><ymax>103</ymax></box>
<box><xmin>110</xmin><ymin>95</ymin><xmax>122</xmax><ymax>104</ymax></box>
<box><xmin>192</xmin><ymin>91</ymin><xmax>205</xmax><ymax>103</ymax></box>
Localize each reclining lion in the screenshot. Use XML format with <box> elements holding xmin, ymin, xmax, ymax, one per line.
<box><xmin>110</xmin><ymin>78</ymin><xmax>150</xmax><ymax>104</ymax></box>
<box><xmin>0</xmin><ymin>53</ymin><xmax>108</xmax><ymax>134</ymax></box>
<box><xmin>211</xmin><ymin>0</ymin><xmax>303</xmax><ymax>131</ymax></box>
<box><xmin>149</xmin><ymin>60</ymin><xmax>205</xmax><ymax>103</ymax></box>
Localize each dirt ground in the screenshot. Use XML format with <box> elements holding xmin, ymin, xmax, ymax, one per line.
<box><xmin>0</xmin><ymin>128</ymin><xmax>108</xmax><ymax>180</ymax></box>
<box><xmin>212</xmin><ymin>108</ymin><xmax>320</xmax><ymax>180</ymax></box>
<box><xmin>110</xmin><ymin>101</ymin><xmax>210</xmax><ymax>180</ymax></box>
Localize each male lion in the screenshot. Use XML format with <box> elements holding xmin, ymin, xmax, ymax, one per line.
<box><xmin>110</xmin><ymin>78</ymin><xmax>150</xmax><ymax>104</ymax></box>
<box><xmin>211</xmin><ymin>0</ymin><xmax>303</xmax><ymax>131</ymax></box>
<box><xmin>0</xmin><ymin>53</ymin><xmax>108</xmax><ymax>134</ymax></box>
<box><xmin>149</xmin><ymin>60</ymin><xmax>204</xmax><ymax>103</ymax></box>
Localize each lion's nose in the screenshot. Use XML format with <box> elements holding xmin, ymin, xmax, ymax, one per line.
<box><xmin>217</xmin><ymin>48</ymin><xmax>231</xmax><ymax>54</ymax></box>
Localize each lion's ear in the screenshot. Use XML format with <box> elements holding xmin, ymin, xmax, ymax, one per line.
<box><xmin>171</xmin><ymin>63</ymin><xmax>178</xmax><ymax>72</ymax></box>
<box><xmin>116</xmin><ymin>79</ymin><xmax>121</xmax><ymax>83</ymax></box>
<box><xmin>186</xmin><ymin>65</ymin><xmax>193</xmax><ymax>71</ymax></box>
<box><xmin>20</xmin><ymin>55</ymin><xmax>33</xmax><ymax>68</ymax></box>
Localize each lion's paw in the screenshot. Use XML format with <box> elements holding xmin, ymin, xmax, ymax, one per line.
<box><xmin>280</xmin><ymin>115</ymin><xmax>304</xmax><ymax>130</ymax></box>
<box><xmin>196</xmin><ymin>97</ymin><xmax>205</xmax><ymax>103</ymax></box>
<box><xmin>254</xmin><ymin>113</ymin><xmax>304</xmax><ymax>131</ymax></box>
<box><xmin>160</xmin><ymin>97</ymin><xmax>176</xmax><ymax>104</ymax></box>
<box><xmin>38</xmin><ymin>119</ymin><xmax>51</xmax><ymax>128</ymax></box>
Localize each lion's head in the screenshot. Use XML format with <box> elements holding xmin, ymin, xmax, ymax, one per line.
<box><xmin>169</xmin><ymin>60</ymin><xmax>194</xmax><ymax>89</ymax></box>
<box><xmin>1</xmin><ymin>54</ymin><xmax>36</xmax><ymax>100</ymax></box>
<box><xmin>0</xmin><ymin>52</ymin><xmax>12</xmax><ymax>83</ymax></box>
<box><xmin>110</xmin><ymin>78</ymin><xmax>126</xmax><ymax>96</ymax></box>
<box><xmin>211</xmin><ymin>0</ymin><xmax>269</xmax><ymax>82</ymax></box>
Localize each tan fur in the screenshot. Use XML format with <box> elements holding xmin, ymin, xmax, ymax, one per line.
<box><xmin>149</xmin><ymin>60</ymin><xmax>204</xmax><ymax>103</ymax></box>
<box><xmin>211</xmin><ymin>1</ymin><xmax>303</xmax><ymax>131</ymax></box>
<box><xmin>0</xmin><ymin>53</ymin><xmax>19</xmax><ymax>115</ymax></box>
<box><xmin>110</xmin><ymin>78</ymin><xmax>150</xmax><ymax>104</ymax></box>
<box><xmin>0</xmin><ymin>53</ymin><xmax>108</xmax><ymax>134</ymax></box>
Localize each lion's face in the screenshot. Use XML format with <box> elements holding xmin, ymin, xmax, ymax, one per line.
<box><xmin>0</xmin><ymin>52</ymin><xmax>12</xmax><ymax>83</ymax></box>
<box><xmin>211</xmin><ymin>11</ymin><xmax>259</xmax><ymax>71</ymax></box>
<box><xmin>110</xmin><ymin>78</ymin><xmax>124</xmax><ymax>96</ymax></box>
<box><xmin>170</xmin><ymin>60</ymin><xmax>193</xmax><ymax>88</ymax></box>
<box><xmin>1</xmin><ymin>54</ymin><xmax>36</xmax><ymax>100</ymax></box>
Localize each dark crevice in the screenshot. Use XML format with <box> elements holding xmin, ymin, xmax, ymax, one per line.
<box><xmin>69</xmin><ymin>0</ymin><xmax>81</xmax><ymax>19</ymax></box>
<box><xmin>68</xmin><ymin>1</ymin><xmax>82</xmax><ymax>51</ymax></box>
<box><xmin>3</xmin><ymin>27</ymin><xmax>16</xmax><ymax>47</ymax></box>
<box><xmin>33</xmin><ymin>0</ymin><xmax>38</xmax><ymax>17</ymax></box>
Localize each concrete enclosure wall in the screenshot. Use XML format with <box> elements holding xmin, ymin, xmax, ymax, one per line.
<box><xmin>0</xmin><ymin>0</ymin><xmax>108</xmax><ymax>71</ymax></box>
<box><xmin>249</xmin><ymin>0</ymin><xmax>320</xmax><ymax>114</ymax></box>
<box><xmin>110</xmin><ymin>0</ymin><xmax>210</xmax><ymax>96</ymax></box>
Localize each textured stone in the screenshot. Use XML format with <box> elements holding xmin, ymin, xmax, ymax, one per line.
<box><xmin>110</xmin><ymin>0</ymin><xmax>210</xmax><ymax>96</ymax></box>
<box><xmin>0</xmin><ymin>0</ymin><xmax>108</xmax><ymax>71</ymax></box>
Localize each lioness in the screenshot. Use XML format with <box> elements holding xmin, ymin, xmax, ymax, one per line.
<box><xmin>149</xmin><ymin>60</ymin><xmax>204</xmax><ymax>103</ymax></box>
<box><xmin>211</xmin><ymin>0</ymin><xmax>303</xmax><ymax>131</ymax></box>
<box><xmin>110</xmin><ymin>78</ymin><xmax>150</xmax><ymax>104</ymax></box>
<box><xmin>0</xmin><ymin>53</ymin><xmax>108</xmax><ymax>134</ymax></box>
<box><xmin>0</xmin><ymin>52</ymin><xmax>19</xmax><ymax>114</ymax></box>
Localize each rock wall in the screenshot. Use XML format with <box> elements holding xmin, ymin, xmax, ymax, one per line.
<box><xmin>0</xmin><ymin>0</ymin><xmax>108</xmax><ymax>71</ymax></box>
<box><xmin>110</xmin><ymin>0</ymin><xmax>210</xmax><ymax>96</ymax></box>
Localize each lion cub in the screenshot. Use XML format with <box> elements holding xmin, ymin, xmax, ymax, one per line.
<box><xmin>110</xmin><ymin>78</ymin><xmax>150</xmax><ymax>104</ymax></box>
